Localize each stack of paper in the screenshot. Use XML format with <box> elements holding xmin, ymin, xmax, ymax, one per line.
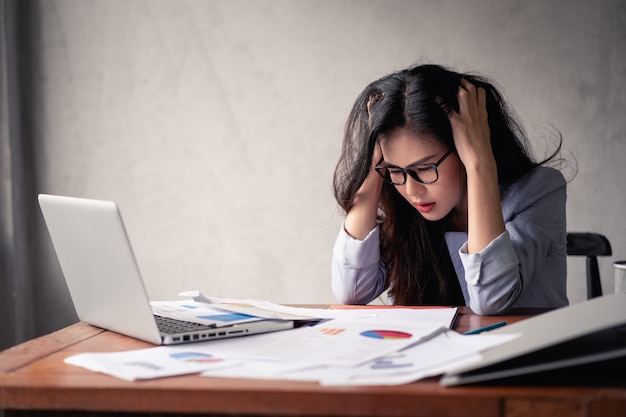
<box><xmin>65</xmin><ymin>294</ymin><xmax>517</xmax><ymax>385</ymax></box>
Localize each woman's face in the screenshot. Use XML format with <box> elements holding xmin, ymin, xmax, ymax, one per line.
<box><xmin>379</xmin><ymin>128</ymin><xmax>466</xmax><ymax>224</ymax></box>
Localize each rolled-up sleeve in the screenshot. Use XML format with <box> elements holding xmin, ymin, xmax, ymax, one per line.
<box><xmin>459</xmin><ymin>232</ymin><xmax>522</xmax><ymax>315</ymax></box>
<box><xmin>331</xmin><ymin>225</ymin><xmax>387</xmax><ymax>304</ymax></box>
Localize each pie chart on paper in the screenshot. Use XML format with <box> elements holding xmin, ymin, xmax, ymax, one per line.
<box><xmin>359</xmin><ymin>330</ymin><xmax>412</xmax><ymax>340</ymax></box>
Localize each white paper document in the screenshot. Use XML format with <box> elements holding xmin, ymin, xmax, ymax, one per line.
<box><xmin>198</xmin><ymin>330</ymin><xmax>518</xmax><ymax>386</ymax></box>
<box><xmin>64</xmin><ymin>345</ymin><xmax>240</xmax><ymax>381</ymax></box>
<box><xmin>178</xmin><ymin>291</ymin><xmax>458</xmax><ymax>328</ymax></box>
<box><xmin>190</xmin><ymin>317</ymin><xmax>444</xmax><ymax>367</ymax></box>
<box><xmin>316</xmin><ymin>330</ymin><xmax>519</xmax><ymax>386</ymax></box>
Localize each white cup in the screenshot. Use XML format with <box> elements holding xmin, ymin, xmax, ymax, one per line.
<box><xmin>614</xmin><ymin>261</ymin><xmax>626</xmax><ymax>294</ymax></box>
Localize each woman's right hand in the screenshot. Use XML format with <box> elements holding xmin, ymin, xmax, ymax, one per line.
<box><xmin>343</xmin><ymin>144</ymin><xmax>384</xmax><ymax>240</ymax></box>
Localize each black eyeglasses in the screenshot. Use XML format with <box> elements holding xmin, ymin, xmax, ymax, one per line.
<box><xmin>374</xmin><ymin>149</ymin><xmax>453</xmax><ymax>185</ymax></box>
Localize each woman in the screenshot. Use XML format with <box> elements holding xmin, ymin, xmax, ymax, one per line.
<box><xmin>331</xmin><ymin>63</ymin><xmax>568</xmax><ymax>315</ymax></box>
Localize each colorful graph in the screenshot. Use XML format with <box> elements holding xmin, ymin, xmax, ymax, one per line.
<box><xmin>169</xmin><ymin>352</ymin><xmax>223</xmax><ymax>364</ymax></box>
<box><xmin>320</xmin><ymin>327</ymin><xmax>345</xmax><ymax>336</ymax></box>
<box><xmin>370</xmin><ymin>358</ymin><xmax>413</xmax><ymax>369</ymax></box>
<box><xmin>359</xmin><ymin>330</ymin><xmax>412</xmax><ymax>340</ymax></box>
<box><xmin>196</xmin><ymin>313</ymin><xmax>255</xmax><ymax>322</ymax></box>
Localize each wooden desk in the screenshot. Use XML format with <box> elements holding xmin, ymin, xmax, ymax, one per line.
<box><xmin>1</xmin><ymin>307</ymin><xmax>625</xmax><ymax>417</ymax></box>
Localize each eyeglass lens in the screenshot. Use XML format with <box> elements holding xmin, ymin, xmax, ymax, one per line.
<box><xmin>387</xmin><ymin>166</ymin><xmax>438</xmax><ymax>185</ymax></box>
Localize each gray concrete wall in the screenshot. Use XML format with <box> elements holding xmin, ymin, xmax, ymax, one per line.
<box><xmin>31</xmin><ymin>0</ymin><xmax>626</xmax><ymax>325</ymax></box>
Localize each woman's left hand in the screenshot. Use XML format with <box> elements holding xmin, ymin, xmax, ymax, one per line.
<box><xmin>448</xmin><ymin>79</ymin><xmax>505</xmax><ymax>253</ymax></box>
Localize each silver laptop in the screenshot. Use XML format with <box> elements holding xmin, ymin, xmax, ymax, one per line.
<box><xmin>441</xmin><ymin>291</ymin><xmax>626</xmax><ymax>386</ymax></box>
<box><xmin>38</xmin><ymin>194</ymin><xmax>294</xmax><ymax>345</ymax></box>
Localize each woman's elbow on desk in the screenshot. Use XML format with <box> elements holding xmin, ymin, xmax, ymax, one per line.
<box><xmin>470</xmin><ymin>303</ymin><xmax>511</xmax><ymax>316</ymax></box>
<box><xmin>331</xmin><ymin>278</ymin><xmax>376</xmax><ymax>305</ymax></box>
<box><xmin>468</xmin><ymin>289</ymin><xmax>519</xmax><ymax>315</ymax></box>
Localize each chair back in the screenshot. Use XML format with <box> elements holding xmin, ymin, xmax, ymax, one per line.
<box><xmin>566</xmin><ymin>232</ymin><xmax>612</xmax><ymax>299</ymax></box>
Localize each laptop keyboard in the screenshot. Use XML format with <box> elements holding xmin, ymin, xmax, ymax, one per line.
<box><xmin>154</xmin><ymin>315</ymin><xmax>216</xmax><ymax>334</ymax></box>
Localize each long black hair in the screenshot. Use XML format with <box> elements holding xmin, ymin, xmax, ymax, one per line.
<box><xmin>333</xmin><ymin>63</ymin><xmax>562</xmax><ymax>306</ymax></box>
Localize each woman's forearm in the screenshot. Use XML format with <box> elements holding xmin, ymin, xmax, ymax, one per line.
<box><xmin>344</xmin><ymin>172</ymin><xmax>383</xmax><ymax>240</ymax></box>
<box><xmin>465</xmin><ymin>159</ymin><xmax>506</xmax><ymax>254</ymax></box>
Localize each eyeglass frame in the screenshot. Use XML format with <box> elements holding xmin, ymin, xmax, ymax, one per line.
<box><xmin>374</xmin><ymin>149</ymin><xmax>454</xmax><ymax>185</ymax></box>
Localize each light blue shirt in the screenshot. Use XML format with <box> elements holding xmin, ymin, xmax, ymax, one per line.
<box><xmin>331</xmin><ymin>167</ymin><xmax>569</xmax><ymax>315</ymax></box>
